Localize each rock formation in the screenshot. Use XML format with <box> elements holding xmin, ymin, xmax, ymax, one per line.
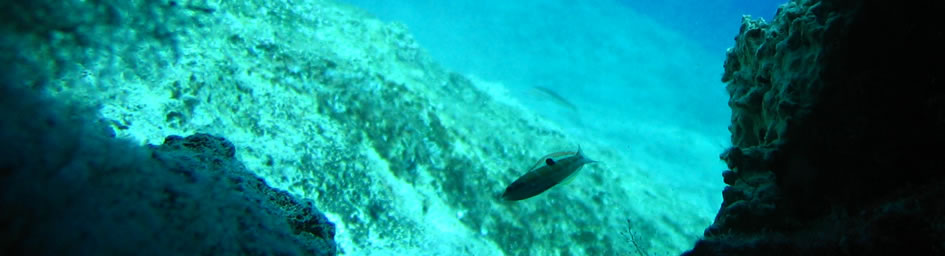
<box><xmin>686</xmin><ymin>0</ymin><xmax>945</xmax><ymax>255</ymax></box>
<box><xmin>0</xmin><ymin>82</ymin><xmax>336</xmax><ymax>255</ymax></box>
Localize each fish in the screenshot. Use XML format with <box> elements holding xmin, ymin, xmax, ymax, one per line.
<box><xmin>532</xmin><ymin>86</ymin><xmax>578</xmax><ymax>111</ymax></box>
<box><xmin>501</xmin><ymin>146</ymin><xmax>597</xmax><ymax>201</ymax></box>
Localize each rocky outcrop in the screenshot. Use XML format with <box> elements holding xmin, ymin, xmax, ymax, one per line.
<box><xmin>0</xmin><ymin>82</ymin><xmax>336</xmax><ymax>255</ymax></box>
<box><xmin>150</xmin><ymin>133</ymin><xmax>337</xmax><ymax>255</ymax></box>
<box><xmin>686</xmin><ymin>0</ymin><xmax>945</xmax><ymax>255</ymax></box>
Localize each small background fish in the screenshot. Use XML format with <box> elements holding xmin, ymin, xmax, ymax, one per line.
<box><xmin>531</xmin><ymin>86</ymin><xmax>578</xmax><ymax>112</ymax></box>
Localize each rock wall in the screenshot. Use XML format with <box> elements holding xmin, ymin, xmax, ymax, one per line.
<box><xmin>686</xmin><ymin>0</ymin><xmax>945</xmax><ymax>255</ymax></box>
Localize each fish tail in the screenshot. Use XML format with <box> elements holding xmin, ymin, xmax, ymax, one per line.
<box><xmin>577</xmin><ymin>145</ymin><xmax>598</xmax><ymax>164</ymax></box>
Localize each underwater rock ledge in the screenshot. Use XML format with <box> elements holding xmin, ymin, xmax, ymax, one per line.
<box><xmin>0</xmin><ymin>83</ymin><xmax>336</xmax><ymax>255</ymax></box>
<box><xmin>686</xmin><ymin>0</ymin><xmax>945</xmax><ymax>255</ymax></box>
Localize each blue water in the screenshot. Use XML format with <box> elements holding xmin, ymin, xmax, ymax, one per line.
<box><xmin>623</xmin><ymin>0</ymin><xmax>782</xmax><ymax>53</ymax></box>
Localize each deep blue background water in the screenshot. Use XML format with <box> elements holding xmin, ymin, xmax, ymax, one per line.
<box><xmin>621</xmin><ymin>0</ymin><xmax>782</xmax><ymax>53</ymax></box>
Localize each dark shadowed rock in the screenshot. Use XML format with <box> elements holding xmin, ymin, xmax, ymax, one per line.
<box><xmin>686</xmin><ymin>0</ymin><xmax>945</xmax><ymax>255</ymax></box>
<box><xmin>0</xmin><ymin>82</ymin><xmax>336</xmax><ymax>255</ymax></box>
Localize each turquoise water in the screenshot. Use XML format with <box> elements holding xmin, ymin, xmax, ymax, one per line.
<box><xmin>5</xmin><ymin>0</ymin><xmax>782</xmax><ymax>255</ymax></box>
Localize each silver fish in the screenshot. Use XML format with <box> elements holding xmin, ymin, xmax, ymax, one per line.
<box><xmin>532</xmin><ymin>86</ymin><xmax>578</xmax><ymax>111</ymax></box>
<box><xmin>501</xmin><ymin>146</ymin><xmax>597</xmax><ymax>201</ymax></box>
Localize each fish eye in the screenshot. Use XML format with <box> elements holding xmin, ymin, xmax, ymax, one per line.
<box><xmin>545</xmin><ymin>158</ymin><xmax>556</xmax><ymax>166</ymax></box>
